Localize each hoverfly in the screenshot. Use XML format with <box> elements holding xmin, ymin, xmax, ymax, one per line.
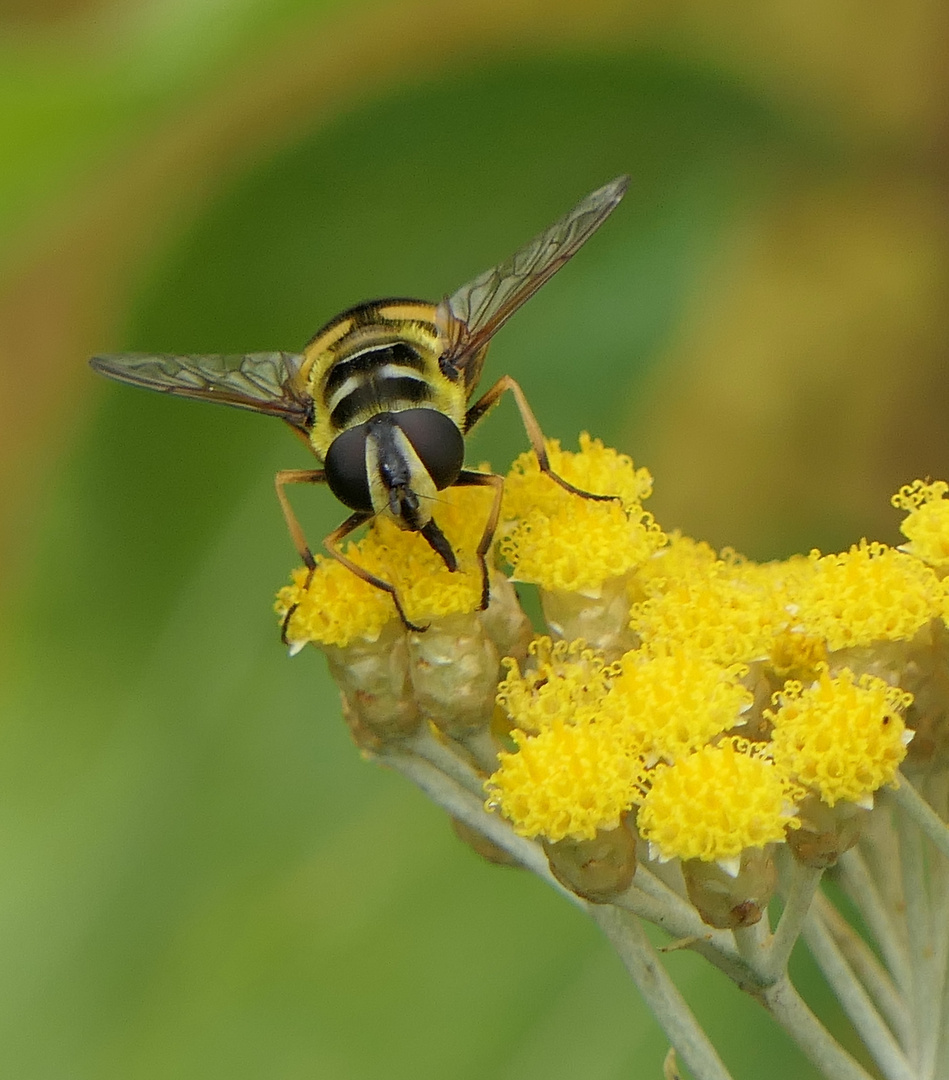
<box><xmin>91</xmin><ymin>175</ymin><xmax>629</xmax><ymax>634</ymax></box>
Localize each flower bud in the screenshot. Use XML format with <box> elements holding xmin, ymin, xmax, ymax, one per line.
<box><xmin>451</xmin><ymin>817</ymin><xmax>520</xmax><ymax>867</ymax></box>
<box><xmin>681</xmin><ymin>847</ymin><xmax>776</xmax><ymax>929</ymax></box>
<box><xmin>408</xmin><ymin>613</ymin><xmax>500</xmax><ymax>741</ymax></box>
<box><xmin>324</xmin><ymin>621</ymin><xmax>420</xmax><ymax>743</ymax></box>
<box><xmin>786</xmin><ymin>794</ymin><xmax>865</xmax><ymax>868</ymax></box>
<box><xmin>543</xmin><ymin>819</ymin><xmax>638</xmax><ymax>903</ymax></box>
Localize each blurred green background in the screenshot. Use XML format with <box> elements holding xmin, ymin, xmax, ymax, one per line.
<box><xmin>1</xmin><ymin>1</ymin><xmax>947</xmax><ymax>1077</ymax></box>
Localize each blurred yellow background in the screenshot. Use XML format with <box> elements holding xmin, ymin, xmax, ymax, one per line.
<box><xmin>1</xmin><ymin>1</ymin><xmax>946</xmax><ymax>1076</ymax></box>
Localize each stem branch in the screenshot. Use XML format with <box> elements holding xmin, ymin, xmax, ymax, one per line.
<box><xmin>801</xmin><ymin>908</ymin><xmax>914</xmax><ymax>1080</ymax></box>
<box><xmin>760</xmin><ymin>861</ymin><xmax>823</xmax><ymax>984</ymax></box>
<box><xmin>761</xmin><ymin>977</ymin><xmax>881</xmax><ymax>1080</ymax></box>
<box><xmin>592</xmin><ymin>906</ymin><xmax>735</xmax><ymax>1080</ymax></box>
<box><xmin>836</xmin><ymin>848</ymin><xmax>912</xmax><ymax>996</ymax></box>
<box><xmin>889</xmin><ymin>772</ymin><xmax>949</xmax><ymax>863</ymax></box>
<box><xmin>811</xmin><ymin>892</ymin><xmax>911</xmax><ymax>1052</ymax></box>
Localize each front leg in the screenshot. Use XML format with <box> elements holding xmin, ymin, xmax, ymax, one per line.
<box><xmin>464</xmin><ymin>375</ymin><xmax>619</xmax><ymax>503</ymax></box>
<box><xmin>275</xmin><ymin>467</ymin><xmax>327</xmax><ymax>570</ymax></box>
<box><xmin>275</xmin><ymin>468</ymin><xmax>327</xmax><ymax>643</ymax></box>
<box><xmin>452</xmin><ymin>469</ymin><xmax>505</xmax><ymax>610</ymax></box>
<box><xmin>323</xmin><ymin>512</ymin><xmax>428</xmax><ymax>634</ymax></box>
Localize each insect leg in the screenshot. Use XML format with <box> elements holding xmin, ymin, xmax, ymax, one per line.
<box><xmin>464</xmin><ymin>375</ymin><xmax>618</xmax><ymax>503</ymax></box>
<box><xmin>275</xmin><ymin>468</ymin><xmax>329</xmax><ymax>643</ymax></box>
<box><xmin>275</xmin><ymin>467</ymin><xmax>327</xmax><ymax>569</ymax></box>
<box><xmin>324</xmin><ymin>513</ymin><xmax>428</xmax><ymax>634</ymax></box>
<box><xmin>452</xmin><ymin>469</ymin><xmax>504</xmax><ymax>609</ymax></box>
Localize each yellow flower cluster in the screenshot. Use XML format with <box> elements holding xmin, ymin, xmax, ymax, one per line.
<box><xmin>489</xmin><ymin>641</ymin><xmax>913</xmax><ymax>864</ymax></box>
<box><xmin>488</xmin><ymin>639</ymin><xmax>792</xmax><ymax>862</ymax></box>
<box><xmin>488</xmin><ymin>718</ymin><xmax>642</xmax><ymax>842</ymax></box>
<box><xmin>597</xmin><ymin>649</ymin><xmax>752</xmax><ymax>764</ymax></box>
<box><xmin>788</xmin><ymin>541</ymin><xmax>944</xmax><ymax>652</ymax></box>
<box><xmin>503</xmin><ymin>432</ymin><xmax>654</xmax><ymax>514</ymax></box>
<box><xmin>630</xmin><ymin>544</ymin><xmax>796</xmax><ymax>666</ymax></box>
<box><xmin>278</xmin><ymin>434</ymin><xmax>942</xmax><ymax>878</ymax></box>
<box><xmin>496</xmin><ymin>637</ymin><xmax>611</xmax><ymax>734</ymax></box>
<box><xmin>483</xmin><ymin>459</ymin><xmax>938</xmax><ymax>867</ymax></box>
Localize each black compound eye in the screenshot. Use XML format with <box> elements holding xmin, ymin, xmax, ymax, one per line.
<box><xmin>325</xmin><ymin>424</ymin><xmax>372</xmax><ymax>511</ymax></box>
<box><xmin>395</xmin><ymin>408</ymin><xmax>464</xmax><ymax>491</ymax></box>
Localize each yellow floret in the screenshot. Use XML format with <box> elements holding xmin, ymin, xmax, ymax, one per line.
<box><xmin>633</xmin><ymin>533</ymin><xmax>719</xmax><ymax>593</ymax></box>
<box><xmin>501</xmin><ymin>502</ymin><xmax>662</xmax><ymax>595</ymax></box>
<box><xmin>275</xmin><ymin>482</ymin><xmax>493</xmax><ymax>648</ymax></box>
<box><xmin>500</xmin><ymin>435</ymin><xmax>664</xmax><ymax>594</ymax></box>
<box><xmin>630</xmin><ymin>553</ymin><xmax>788</xmax><ymax>665</ymax></box>
<box><xmin>276</xmin><ymin>557</ymin><xmax>395</xmax><ymax>649</ymax></box>
<box><xmin>768</xmin><ymin>630</ymin><xmax>829</xmax><ymax>680</ymax></box>
<box><xmin>599</xmin><ymin>649</ymin><xmax>752</xmax><ymax>763</ymax></box>
<box><xmin>787</xmin><ymin>541</ymin><xmax>944</xmax><ymax>652</ymax></box>
<box><xmin>892</xmin><ymin>479</ymin><xmax>949</xmax><ymax>569</ymax></box>
<box><xmin>486</xmin><ymin>718</ymin><xmax>642</xmax><ymax>841</ymax></box>
<box><xmin>768</xmin><ymin>668</ymin><xmax>913</xmax><ymax>806</ymax></box>
<box><xmin>371</xmin><ymin>515</ymin><xmax>483</xmax><ymax>622</ymax></box>
<box><xmin>637</xmin><ymin>739</ymin><xmax>799</xmax><ymax>862</ymax></box>
<box><xmin>496</xmin><ymin>637</ymin><xmax>612</xmax><ymax>734</ymax></box>
<box><xmin>503</xmin><ymin>433</ymin><xmax>653</xmax><ymax>517</ymax></box>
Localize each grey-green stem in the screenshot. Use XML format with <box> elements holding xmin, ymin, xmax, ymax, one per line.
<box><xmin>592</xmin><ymin>906</ymin><xmax>735</xmax><ymax>1080</ymax></box>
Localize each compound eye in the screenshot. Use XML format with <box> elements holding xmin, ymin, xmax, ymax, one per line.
<box><xmin>395</xmin><ymin>408</ymin><xmax>464</xmax><ymax>491</ymax></box>
<box><xmin>325</xmin><ymin>424</ymin><xmax>372</xmax><ymax>511</ymax></box>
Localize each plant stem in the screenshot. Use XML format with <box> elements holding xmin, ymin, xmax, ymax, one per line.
<box><xmin>895</xmin><ymin>793</ymin><xmax>936</xmax><ymax>1078</ymax></box>
<box><xmin>404</xmin><ymin>726</ymin><xmax>486</xmax><ymax>797</ymax></box>
<box><xmin>387</xmin><ymin>743</ymin><xmax>743</xmax><ymax>1079</ymax></box>
<box><xmin>812</xmin><ymin>892</ymin><xmax>911</xmax><ymax>1053</ymax></box>
<box><xmin>759</xmin><ymin>860</ymin><xmax>823</xmax><ymax>984</ymax></box>
<box><xmin>889</xmin><ymin>772</ymin><xmax>949</xmax><ymax>862</ymax></box>
<box><xmin>615</xmin><ymin>869</ymin><xmax>739</xmax><ymax>957</ymax></box>
<box><xmin>733</xmin><ymin>916</ymin><xmax>770</xmax><ymax>978</ymax></box>
<box><xmin>760</xmin><ymin>977</ymin><xmax>880</xmax><ymax>1080</ymax></box>
<box><xmin>801</xmin><ymin>907</ymin><xmax>914</xmax><ymax>1080</ymax></box>
<box><xmin>377</xmin><ymin>744</ymin><xmax>581</xmax><ymax>904</ymax></box>
<box><xmin>613</xmin><ymin>879</ymin><xmax>754</xmax><ymax>988</ymax></box>
<box><xmin>836</xmin><ymin>848</ymin><xmax>912</xmax><ymax>996</ymax></box>
<box><xmin>592</xmin><ymin>905</ymin><xmax>735</xmax><ymax>1080</ymax></box>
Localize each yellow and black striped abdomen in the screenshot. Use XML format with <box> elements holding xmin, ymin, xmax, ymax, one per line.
<box><xmin>323</xmin><ymin>342</ymin><xmax>434</xmax><ymax>428</ymax></box>
<box><xmin>302</xmin><ymin>299</ymin><xmax>466</xmax><ymax>460</ymax></box>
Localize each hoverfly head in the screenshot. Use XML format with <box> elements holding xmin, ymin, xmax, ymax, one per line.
<box><xmin>324</xmin><ymin>410</ymin><xmax>464</xmax><ymax>535</ymax></box>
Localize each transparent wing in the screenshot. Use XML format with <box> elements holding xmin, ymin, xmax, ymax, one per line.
<box><xmin>89</xmin><ymin>351</ymin><xmax>311</xmax><ymax>429</ymax></box>
<box><xmin>439</xmin><ymin>175</ymin><xmax>629</xmax><ymax>387</ymax></box>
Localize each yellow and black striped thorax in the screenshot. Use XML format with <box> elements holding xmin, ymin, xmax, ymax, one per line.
<box><xmin>301</xmin><ymin>299</ymin><xmax>466</xmax><ymax>461</ymax></box>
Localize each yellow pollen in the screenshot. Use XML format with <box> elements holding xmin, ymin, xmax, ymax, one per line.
<box><xmin>633</xmin><ymin>533</ymin><xmax>718</xmax><ymax>590</ymax></box>
<box><xmin>629</xmin><ymin>550</ymin><xmax>791</xmax><ymax>665</ymax></box>
<box><xmin>503</xmin><ymin>433</ymin><xmax>653</xmax><ymax>516</ymax></box>
<box><xmin>275</xmin><ymin>482</ymin><xmax>492</xmax><ymax>648</ymax></box>
<box><xmin>768</xmin><ymin>630</ymin><xmax>829</xmax><ymax>680</ymax></box>
<box><xmin>496</xmin><ymin>637</ymin><xmax>612</xmax><ymax>734</ymax></box>
<box><xmin>275</xmin><ymin>558</ymin><xmax>394</xmax><ymax>649</ymax></box>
